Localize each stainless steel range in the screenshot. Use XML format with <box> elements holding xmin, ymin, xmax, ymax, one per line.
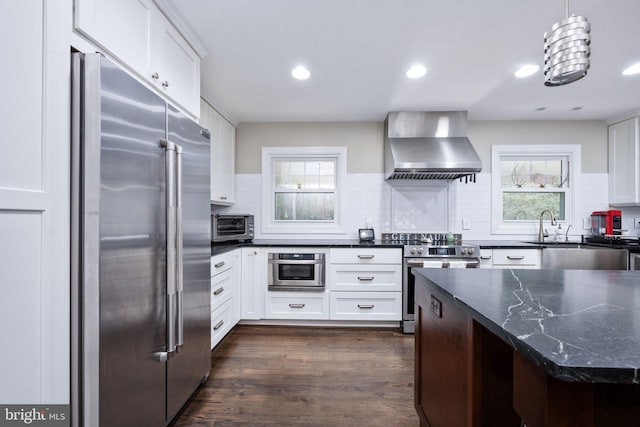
<box><xmin>381</xmin><ymin>233</ymin><xmax>480</xmax><ymax>333</ymax></box>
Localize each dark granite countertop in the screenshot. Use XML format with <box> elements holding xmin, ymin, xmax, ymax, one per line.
<box><xmin>413</xmin><ymin>268</ymin><xmax>640</xmax><ymax>384</ymax></box>
<box><xmin>212</xmin><ymin>239</ymin><xmax>403</xmax><ymax>256</ymax></box>
<box><xmin>465</xmin><ymin>240</ymin><xmax>543</xmax><ymax>249</ymax></box>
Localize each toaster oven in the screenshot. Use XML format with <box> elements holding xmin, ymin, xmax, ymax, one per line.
<box><xmin>212</xmin><ymin>214</ymin><xmax>254</xmax><ymax>242</ymax></box>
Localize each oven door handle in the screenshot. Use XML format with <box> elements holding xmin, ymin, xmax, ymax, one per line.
<box><xmin>268</xmin><ymin>259</ymin><xmax>324</xmax><ymax>265</ymax></box>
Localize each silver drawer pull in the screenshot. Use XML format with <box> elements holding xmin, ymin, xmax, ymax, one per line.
<box><xmin>213</xmin><ymin>287</ymin><xmax>224</xmax><ymax>296</ymax></box>
<box><xmin>289</xmin><ymin>304</ymin><xmax>305</xmax><ymax>309</ymax></box>
<box><xmin>357</xmin><ymin>304</ymin><xmax>375</xmax><ymax>309</ymax></box>
<box><xmin>213</xmin><ymin>320</ymin><xmax>224</xmax><ymax>330</ymax></box>
<box><xmin>507</xmin><ymin>255</ymin><xmax>525</xmax><ymax>260</ymax></box>
<box><xmin>357</xmin><ymin>255</ymin><xmax>375</xmax><ymax>259</ymax></box>
<box><xmin>357</xmin><ymin>276</ymin><xmax>374</xmax><ymax>281</ymax></box>
<box><xmin>214</xmin><ymin>261</ymin><xmax>225</xmax><ymax>268</ymax></box>
<box><xmin>480</xmin><ymin>256</ymin><xmax>492</xmax><ymax>260</ymax></box>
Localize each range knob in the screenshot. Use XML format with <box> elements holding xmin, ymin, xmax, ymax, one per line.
<box><xmin>461</xmin><ymin>247</ymin><xmax>468</xmax><ymax>255</ymax></box>
<box><xmin>411</xmin><ymin>247</ymin><xmax>417</xmax><ymax>255</ymax></box>
<box><xmin>417</xmin><ymin>247</ymin><xmax>424</xmax><ymax>254</ymax></box>
<box><xmin>468</xmin><ymin>247</ymin><xmax>475</xmax><ymax>255</ymax></box>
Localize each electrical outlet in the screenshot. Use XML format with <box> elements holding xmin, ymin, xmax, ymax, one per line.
<box><xmin>462</xmin><ymin>218</ymin><xmax>471</xmax><ymax>230</ymax></box>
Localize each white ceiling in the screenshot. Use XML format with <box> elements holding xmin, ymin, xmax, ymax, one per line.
<box><xmin>170</xmin><ymin>0</ymin><xmax>640</xmax><ymax>123</ymax></box>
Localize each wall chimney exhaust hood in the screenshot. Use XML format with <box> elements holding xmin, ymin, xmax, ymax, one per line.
<box><xmin>384</xmin><ymin>111</ymin><xmax>482</xmax><ymax>181</ymax></box>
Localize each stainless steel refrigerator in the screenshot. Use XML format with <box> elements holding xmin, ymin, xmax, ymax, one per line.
<box><xmin>71</xmin><ymin>53</ymin><xmax>211</xmax><ymax>427</ymax></box>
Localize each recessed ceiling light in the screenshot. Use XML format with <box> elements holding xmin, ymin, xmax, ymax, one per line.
<box><xmin>515</xmin><ymin>64</ymin><xmax>540</xmax><ymax>78</ymax></box>
<box><xmin>406</xmin><ymin>64</ymin><xmax>427</xmax><ymax>79</ymax></box>
<box><xmin>291</xmin><ymin>66</ymin><xmax>311</xmax><ymax>80</ymax></box>
<box><xmin>622</xmin><ymin>63</ymin><xmax>640</xmax><ymax>76</ymax></box>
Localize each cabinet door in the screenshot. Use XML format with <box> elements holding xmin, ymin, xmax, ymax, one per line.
<box><xmin>240</xmin><ymin>248</ymin><xmax>266</xmax><ymax>319</ymax></box>
<box><xmin>230</xmin><ymin>249</ymin><xmax>242</xmax><ymax>326</ymax></box>
<box><xmin>209</xmin><ymin>107</ymin><xmax>235</xmax><ymax>204</ymax></box>
<box><xmin>152</xmin><ymin>9</ymin><xmax>200</xmax><ymax>116</ymax></box>
<box><xmin>609</xmin><ymin>117</ymin><xmax>640</xmax><ymax>205</ymax></box>
<box><xmin>415</xmin><ymin>284</ymin><xmax>471</xmax><ymax>426</ymax></box>
<box><xmin>74</xmin><ymin>0</ymin><xmax>154</xmax><ymax>78</ymax></box>
<box><xmin>220</xmin><ymin>121</ymin><xmax>236</xmax><ymax>204</ymax></box>
<box><xmin>2</xmin><ymin>0</ymin><xmax>70</xmax><ymax>403</ymax></box>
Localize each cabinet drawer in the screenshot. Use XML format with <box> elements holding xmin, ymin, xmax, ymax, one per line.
<box><xmin>329</xmin><ymin>265</ymin><xmax>402</xmax><ymax>292</ymax></box>
<box><xmin>479</xmin><ymin>249</ymin><xmax>493</xmax><ymax>269</ymax></box>
<box><xmin>329</xmin><ymin>292</ymin><xmax>402</xmax><ymax>321</ymax></box>
<box><xmin>211</xmin><ymin>252</ymin><xmax>233</xmax><ymax>276</ymax></box>
<box><xmin>492</xmin><ymin>249</ymin><xmax>540</xmax><ymax>267</ymax></box>
<box><xmin>265</xmin><ymin>292</ymin><xmax>329</xmax><ymax>320</ymax></box>
<box><xmin>211</xmin><ymin>298</ymin><xmax>233</xmax><ymax>349</ymax></box>
<box><xmin>330</xmin><ymin>248</ymin><xmax>401</xmax><ymax>265</ymax></box>
<box><xmin>211</xmin><ymin>269</ymin><xmax>234</xmax><ymax>311</ymax></box>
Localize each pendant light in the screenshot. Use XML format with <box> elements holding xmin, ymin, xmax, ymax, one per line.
<box><xmin>543</xmin><ymin>0</ymin><xmax>591</xmax><ymax>86</ymax></box>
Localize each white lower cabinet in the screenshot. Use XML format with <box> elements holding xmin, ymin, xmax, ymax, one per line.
<box><xmin>211</xmin><ymin>249</ymin><xmax>241</xmax><ymax>349</ymax></box>
<box><xmin>240</xmin><ymin>247</ymin><xmax>266</xmax><ymax>320</ymax></box>
<box><xmin>330</xmin><ymin>292</ymin><xmax>402</xmax><ymax>321</ymax></box>
<box><xmin>479</xmin><ymin>249</ymin><xmax>493</xmax><ymax>268</ymax></box>
<box><xmin>479</xmin><ymin>248</ymin><xmax>541</xmax><ymax>269</ymax></box>
<box><xmin>328</xmin><ymin>248</ymin><xmax>402</xmax><ymax>321</ymax></box>
<box><xmin>210</xmin><ymin>299</ymin><xmax>233</xmax><ymax>349</ymax></box>
<box><xmin>265</xmin><ymin>292</ymin><xmax>330</xmax><ymax>320</ymax></box>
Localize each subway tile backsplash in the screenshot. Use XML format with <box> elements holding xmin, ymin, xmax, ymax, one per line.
<box><xmin>214</xmin><ymin>172</ymin><xmax>613</xmax><ymax>240</ymax></box>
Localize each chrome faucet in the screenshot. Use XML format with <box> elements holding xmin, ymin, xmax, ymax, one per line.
<box><xmin>565</xmin><ymin>224</ymin><xmax>572</xmax><ymax>242</ymax></box>
<box><xmin>538</xmin><ymin>209</ymin><xmax>557</xmax><ymax>242</ymax></box>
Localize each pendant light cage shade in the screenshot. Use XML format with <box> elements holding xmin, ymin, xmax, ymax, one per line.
<box><xmin>544</xmin><ymin>13</ymin><xmax>591</xmax><ymax>86</ymax></box>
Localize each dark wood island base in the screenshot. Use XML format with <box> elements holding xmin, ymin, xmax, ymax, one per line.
<box><xmin>414</xmin><ymin>271</ymin><xmax>640</xmax><ymax>427</ymax></box>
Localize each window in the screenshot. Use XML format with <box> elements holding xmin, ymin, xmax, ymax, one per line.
<box><xmin>491</xmin><ymin>145</ymin><xmax>580</xmax><ymax>234</ymax></box>
<box><xmin>262</xmin><ymin>147</ymin><xmax>347</xmax><ymax>234</ymax></box>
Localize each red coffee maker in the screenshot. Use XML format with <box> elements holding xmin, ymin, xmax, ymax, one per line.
<box><xmin>591</xmin><ymin>209</ymin><xmax>622</xmax><ymax>236</ymax></box>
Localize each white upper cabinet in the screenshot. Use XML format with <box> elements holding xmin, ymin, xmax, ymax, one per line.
<box><xmin>74</xmin><ymin>0</ymin><xmax>154</xmax><ymax>78</ymax></box>
<box><xmin>609</xmin><ymin>117</ymin><xmax>640</xmax><ymax>206</ymax></box>
<box><xmin>200</xmin><ymin>99</ymin><xmax>235</xmax><ymax>205</ymax></box>
<box><xmin>74</xmin><ymin>0</ymin><xmax>200</xmax><ymax>117</ymax></box>
<box><xmin>152</xmin><ymin>8</ymin><xmax>200</xmax><ymax>115</ymax></box>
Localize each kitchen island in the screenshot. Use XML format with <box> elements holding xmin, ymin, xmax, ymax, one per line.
<box><xmin>413</xmin><ymin>268</ymin><xmax>640</xmax><ymax>427</ymax></box>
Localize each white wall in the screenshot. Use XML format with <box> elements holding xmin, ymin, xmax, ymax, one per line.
<box><xmin>215</xmin><ymin>170</ymin><xmax>609</xmax><ymax>241</ymax></box>
<box><xmin>216</xmin><ymin>120</ymin><xmax>611</xmax><ymax>240</ymax></box>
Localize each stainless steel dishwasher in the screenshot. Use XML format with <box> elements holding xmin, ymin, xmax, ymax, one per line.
<box><xmin>542</xmin><ymin>245</ymin><xmax>629</xmax><ymax>270</ymax></box>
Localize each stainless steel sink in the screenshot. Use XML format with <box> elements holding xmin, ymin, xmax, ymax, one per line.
<box><xmin>541</xmin><ymin>246</ymin><xmax>628</xmax><ymax>270</ymax></box>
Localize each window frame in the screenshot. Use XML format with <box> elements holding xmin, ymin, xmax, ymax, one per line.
<box><xmin>491</xmin><ymin>145</ymin><xmax>581</xmax><ymax>235</ymax></box>
<box><xmin>261</xmin><ymin>146</ymin><xmax>347</xmax><ymax>235</ymax></box>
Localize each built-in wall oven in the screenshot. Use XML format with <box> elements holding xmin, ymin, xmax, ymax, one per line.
<box><xmin>268</xmin><ymin>252</ymin><xmax>326</xmax><ymax>291</ymax></box>
<box><xmin>393</xmin><ymin>233</ymin><xmax>479</xmax><ymax>333</ymax></box>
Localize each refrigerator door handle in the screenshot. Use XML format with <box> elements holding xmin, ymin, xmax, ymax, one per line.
<box><xmin>161</xmin><ymin>139</ymin><xmax>177</xmax><ymax>355</ymax></box>
<box><xmin>175</xmin><ymin>144</ymin><xmax>184</xmax><ymax>349</ymax></box>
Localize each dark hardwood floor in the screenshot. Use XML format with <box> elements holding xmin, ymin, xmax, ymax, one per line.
<box><xmin>172</xmin><ymin>325</ymin><xmax>419</xmax><ymax>426</ymax></box>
